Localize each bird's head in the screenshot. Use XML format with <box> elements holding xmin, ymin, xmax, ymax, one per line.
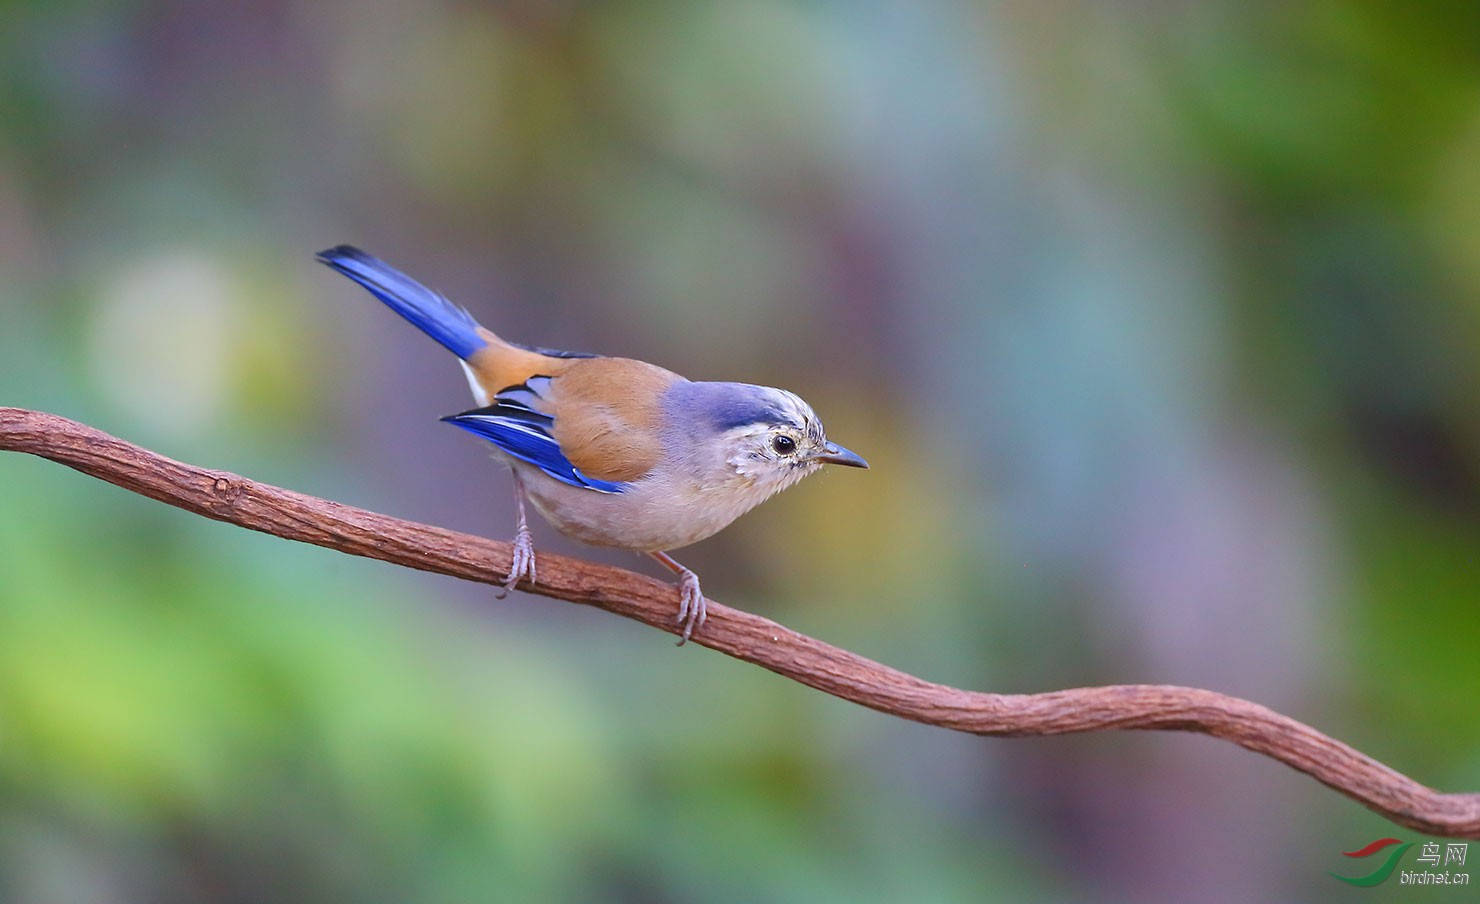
<box><xmin>665</xmin><ymin>381</ymin><xmax>868</xmax><ymax>499</ymax></box>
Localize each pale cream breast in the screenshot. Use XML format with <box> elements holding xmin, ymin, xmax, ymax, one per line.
<box><xmin>511</xmin><ymin>460</ymin><xmax>782</xmax><ymax>553</ymax></box>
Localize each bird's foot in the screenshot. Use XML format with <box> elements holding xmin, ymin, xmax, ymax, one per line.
<box><xmin>675</xmin><ymin>568</ymin><xmax>706</xmax><ymax>646</ymax></box>
<box><xmin>496</xmin><ymin>526</ymin><xmax>537</xmax><ymax>599</ymax></box>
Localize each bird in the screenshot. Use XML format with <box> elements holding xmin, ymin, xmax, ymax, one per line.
<box><xmin>317</xmin><ymin>245</ymin><xmax>868</xmax><ymax>644</ymax></box>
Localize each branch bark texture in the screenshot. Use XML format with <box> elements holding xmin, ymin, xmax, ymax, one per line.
<box><xmin>2</xmin><ymin>406</ymin><xmax>1477</xmax><ymax>838</ymax></box>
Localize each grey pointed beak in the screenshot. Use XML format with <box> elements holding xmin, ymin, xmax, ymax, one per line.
<box><xmin>814</xmin><ymin>442</ymin><xmax>869</xmax><ymax>469</ymax></box>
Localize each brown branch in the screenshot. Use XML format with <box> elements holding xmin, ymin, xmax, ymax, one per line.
<box><xmin>2</xmin><ymin>406</ymin><xmax>1477</xmax><ymax>838</ymax></box>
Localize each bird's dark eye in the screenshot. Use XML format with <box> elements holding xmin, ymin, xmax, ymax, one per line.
<box><xmin>771</xmin><ymin>434</ymin><xmax>797</xmax><ymax>456</ymax></box>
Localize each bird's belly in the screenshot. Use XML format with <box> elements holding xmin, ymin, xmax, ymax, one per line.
<box><xmin>514</xmin><ymin>465</ymin><xmax>761</xmax><ymax>553</ymax></box>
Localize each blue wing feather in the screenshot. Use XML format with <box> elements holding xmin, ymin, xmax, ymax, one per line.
<box><xmin>317</xmin><ymin>245</ymin><xmax>487</xmax><ymax>360</ymax></box>
<box><xmin>442</xmin><ymin>398</ymin><xmax>628</xmax><ymax>495</ymax></box>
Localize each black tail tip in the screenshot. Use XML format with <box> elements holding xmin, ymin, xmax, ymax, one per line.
<box><xmin>315</xmin><ymin>244</ymin><xmax>369</xmax><ymax>265</ymax></box>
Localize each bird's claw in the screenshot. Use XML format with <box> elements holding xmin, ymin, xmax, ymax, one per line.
<box><xmin>675</xmin><ymin>568</ymin><xmax>705</xmax><ymax>646</ymax></box>
<box><xmin>496</xmin><ymin>526</ymin><xmax>536</xmax><ymax>599</ymax></box>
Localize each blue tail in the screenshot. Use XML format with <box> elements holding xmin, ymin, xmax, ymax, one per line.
<box><xmin>316</xmin><ymin>245</ymin><xmax>487</xmax><ymax>360</ymax></box>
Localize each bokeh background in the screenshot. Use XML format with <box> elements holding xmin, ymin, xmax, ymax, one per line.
<box><xmin>2</xmin><ymin>2</ymin><xmax>1478</xmax><ymax>901</ymax></box>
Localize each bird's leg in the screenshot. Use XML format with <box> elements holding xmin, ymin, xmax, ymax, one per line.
<box><xmin>498</xmin><ymin>474</ymin><xmax>537</xmax><ymax>598</ymax></box>
<box><xmin>650</xmin><ymin>551</ymin><xmax>705</xmax><ymax>646</ymax></box>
